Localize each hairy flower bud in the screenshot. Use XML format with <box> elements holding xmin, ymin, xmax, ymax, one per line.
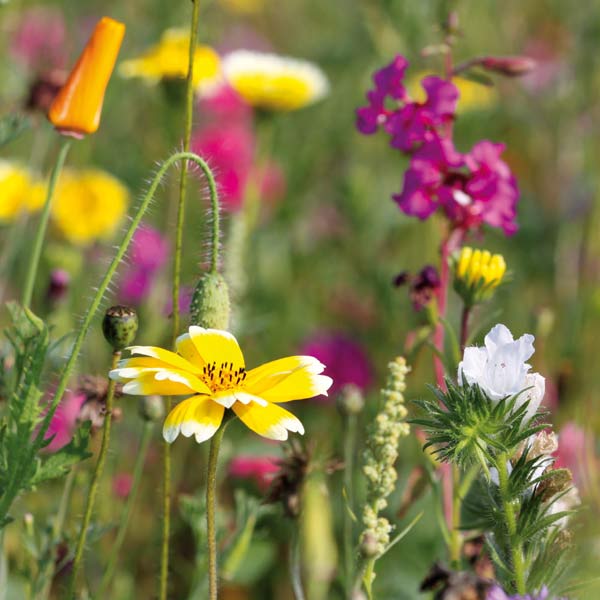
<box><xmin>102</xmin><ymin>305</ymin><xmax>138</xmax><ymax>351</ymax></box>
<box><xmin>138</xmin><ymin>395</ymin><xmax>165</xmax><ymax>423</ymax></box>
<box><xmin>190</xmin><ymin>272</ymin><xmax>230</xmax><ymax>330</ymax></box>
<box><xmin>480</xmin><ymin>56</ymin><xmax>537</xmax><ymax>77</ymax></box>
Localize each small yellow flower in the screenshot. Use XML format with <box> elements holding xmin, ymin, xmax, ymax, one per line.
<box><xmin>222</xmin><ymin>50</ymin><xmax>329</xmax><ymax>111</ymax></box>
<box><xmin>50</xmin><ymin>169</ymin><xmax>129</xmax><ymax>245</ymax></box>
<box><xmin>48</xmin><ymin>17</ymin><xmax>125</xmax><ymax>136</ymax></box>
<box><xmin>119</xmin><ymin>29</ymin><xmax>220</xmax><ymax>93</ymax></box>
<box><xmin>110</xmin><ymin>327</ymin><xmax>333</xmax><ymax>443</ymax></box>
<box><xmin>407</xmin><ymin>71</ymin><xmax>496</xmax><ymax>113</ymax></box>
<box><xmin>0</xmin><ymin>162</ymin><xmax>43</xmax><ymax>222</ymax></box>
<box><xmin>454</xmin><ymin>247</ymin><xmax>507</xmax><ymax>306</ymax></box>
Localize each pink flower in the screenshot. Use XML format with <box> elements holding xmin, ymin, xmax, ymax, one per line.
<box><xmin>192</xmin><ymin>124</ymin><xmax>254</xmax><ymax>212</ymax></box>
<box><xmin>113</xmin><ymin>473</ymin><xmax>133</xmax><ymax>499</ymax></box>
<box><xmin>10</xmin><ymin>7</ymin><xmax>67</xmax><ymax>71</ymax></box>
<box><xmin>119</xmin><ymin>224</ymin><xmax>169</xmax><ymax>304</ymax></box>
<box><xmin>229</xmin><ymin>455</ymin><xmax>279</xmax><ymax>491</ymax></box>
<box><xmin>200</xmin><ymin>84</ymin><xmax>252</xmax><ymax>125</ymax></box>
<box><xmin>44</xmin><ymin>391</ymin><xmax>86</xmax><ymax>453</ymax></box>
<box><xmin>300</xmin><ymin>334</ymin><xmax>372</xmax><ymax>397</ymax></box>
<box><xmin>555</xmin><ymin>422</ymin><xmax>595</xmax><ymax>491</ymax></box>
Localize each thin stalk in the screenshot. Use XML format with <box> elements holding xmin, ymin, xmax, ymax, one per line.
<box><xmin>163</xmin><ymin>4</ymin><xmax>202</xmax><ymax>592</ymax></box>
<box><xmin>98</xmin><ymin>421</ymin><xmax>154</xmax><ymax>597</ymax></box>
<box><xmin>39</xmin><ymin>467</ymin><xmax>77</xmax><ymax>600</ymax></box>
<box><xmin>343</xmin><ymin>414</ymin><xmax>357</xmax><ymax>599</ymax></box>
<box><xmin>496</xmin><ymin>452</ymin><xmax>526</xmax><ymax>594</ymax></box>
<box><xmin>0</xmin><ymin>151</ymin><xmax>220</xmax><ymax>527</ymax></box>
<box><xmin>21</xmin><ymin>139</ymin><xmax>71</xmax><ymax>308</ymax></box>
<box><xmin>67</xmin><ymin>351</ymin><xmax>121</xmax><ymax>597</ymax></box>
<box><xmin>206</xmin><ymin>425</ymin><xmax>226</xmax><ymax>600</ymax></box>
<box><xmin>289</xmin><ymin>527</ymin><xmax>306</xmax><ymax>600</ymax></box>
<box><xmin>460</xmin><ymin>305</ymin><xmax>471</xmax><ymax>352</ymax></box>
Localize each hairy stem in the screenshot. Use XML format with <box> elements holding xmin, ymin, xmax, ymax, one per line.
<box><xmin>496</xmin><ymin>452</ymin><xmax>526</xmax><ymax>594</ymax></box>
<box><xmin>67</xmin><ymin>351</ymin><xmax>120</xmax><ymax>597</ymax></box>
<box><xmin>98</xmin><ymin>421</ymin><xmax>153</xmax><ymax>597</ymax></box>
<box><xmin>207</xmin><ymin>425</ymin><xmax>226</xmax><ymax>600</ymax></box>
<box><xmin>163</xmin><ymin>4</ymin><xmax>202</xmax><ymax>593</ymax></box>
<box><xmin>21</xmin><ymin>139</ymin><xmax>71</xmax><ymax>308</ymax></box>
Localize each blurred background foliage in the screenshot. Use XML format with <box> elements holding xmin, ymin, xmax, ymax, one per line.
<box><xmin>1</xmin><ymin>0</ymin><xmax>600</xmax><ymax>598</ymax></box>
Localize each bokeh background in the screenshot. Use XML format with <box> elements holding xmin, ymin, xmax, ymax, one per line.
<box><xmin>1</xmin><ymin>0</ymin><xmax>600</xmax><ymax>598</ymax></box>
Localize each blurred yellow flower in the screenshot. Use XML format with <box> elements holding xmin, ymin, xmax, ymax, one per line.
<box><xmin>222</xmin><ymin>50</ymin><xmax>329</xmax><ymax>111</ymax></box>
<box><xmin>0</xmin><ymin>162</ymin><xmax>44</xmax><ymax>222</ymax></box>
<box><xmin>408</xmin><ymin>72</ymin><xmax>497</xmax><ymax>112</ymax></box>
<box><xmin>119</xmin><ymin>29</ymin><xmax>220</xmax><ymax>93</ymax></box>
<box><xmin>110</xmin><ymin>327</ymin><xmax>333</xmax><ymax>443</ymax></box>
<box><xmin>219</xmin><ymin>0</ymin><xmax>265</xmax><ymax>14</ymax></box>
<box><xmin>50</xmin><ymin>169</ymin><xmax>129</xmax><ymax>245</ymax></box>
<box><xmin>454</xmin><ymin>247</ymin><xmax>507</xmax><ymax>306</ymax></box>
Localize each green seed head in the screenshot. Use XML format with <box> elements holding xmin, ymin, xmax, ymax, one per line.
<box><xmin>138</xmin><ymin>395</ymin><xmax>165</xmax><ymax>423</ymax></box>
<box><xmin>102</xmin><ymin>305</ymin><xmax>138</xmax><ymax>351</ymax></box>
<box><xmin>190</xmin><ymin>272</ymin><xmax>230</xmax><ymax>330</ymax></box>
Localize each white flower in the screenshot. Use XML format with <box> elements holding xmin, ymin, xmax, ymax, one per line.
<box><xmin>458</xmin><ymin>323</ymin><xmax>545</xmax><ymax>421</ymax></box>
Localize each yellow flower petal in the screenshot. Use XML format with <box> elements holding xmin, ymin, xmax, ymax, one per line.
<box><xmin>113</xmin><ymin>371</ymin><xmax>205</xmax><ymax>396</ymax></box>
<box><xmin>127</xmin><ymin>345</ymin><xmax>202</xmax><ymax>374</ymax></box>
<box><xmin>175</xmin><ymin>332</ymin><xmax>207</xmax><ymax>368</ymax></box>
<box><xmin>187</xmin><ymin>326</ymin><xmax>245</xmax><ymax>370</ymax></box>
<box><xmin>163</xmin><ymin>395</ymin><xmax>224</xmax><ymax>443</ymax></box>
<box><xmin>245</xmin><ymin>356</ymin><xmax>333</xmax><ymax>402</ymax></box>
<box><xmin>211</xmin><ymin>389</ymin><xmax>268</xmax><ymax>409</ymax></box>
<box><xmin>232</xmin><ymin>401</ymin><xmax>304</xmax><ymax>441</ymax></box>
<box><xmin>111</xmin><ymin>365</ymin><xmax>211</xmax><ymax>394</ymax></box>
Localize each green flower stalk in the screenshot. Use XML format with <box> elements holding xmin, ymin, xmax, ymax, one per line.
<box><xmin>357</xmin><ymin>357</ymin><xmax>410</xmax><ymax>597</ymax></box>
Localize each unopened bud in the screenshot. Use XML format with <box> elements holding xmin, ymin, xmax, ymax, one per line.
<box><xmin>139</xmin><ymin>395</ymin><xmax>165</xmax><ymax>422</ymax></box>
<box><xmin>102</xmin><ymin>305</ymin><xmax>138</xmax><ymax>351</ymax></box>
<box><xmin>360</xmin><ymin>532</ymin><xmax>380</xmax><ymax>558</ymax></box>
<box><xmin>338</xmin><ymin>384</ymin><xmax>365</xmax><ymax>415</ymax></box>
<box><xmin>536</xmin><ymin>468</ymin><xmax>573</xmax><ymax>502</ymax></box>
<box><xmin>480</xmin><ymin>56</ymin><xmax>536</xmax><ymax>77</ymax></box>
<box><xmin>190</xmin><ymin>272</ymin><xmax>230</xmax><ymax>330</ymax></box>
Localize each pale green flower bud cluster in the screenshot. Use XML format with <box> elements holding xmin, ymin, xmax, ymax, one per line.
<box><xmin>360</xmin><ymin>357</ymin><xmax>410</xmax><ymax>557</ymax></box>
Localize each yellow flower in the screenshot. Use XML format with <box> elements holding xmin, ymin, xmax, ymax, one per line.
<box><xmin>48</xmin><ymin>17</ymin><xmax>125</xmax><ymax>136</ymax></box>
<box><xmin>110</xmin><ymin>327</ymin><xmax>333</xmax><ymax>443</ymax></box>
<box><xmin>219</xmin><ymin>0</ymin><xmax>265</xmax><ymax>14</ymax></box>
<box><xmin>0</xmin><ymin>162</ymin><xmax>44</xmax><ymax>222</ymax></box>
<box><xmin>454</xmin><ymin>247</ymin><xmax>507</xmax><ymax>306</ymax></box>
<box><xmin>407</xmin><ymin>71</ymin><xmax>496</xmax><ymax>113</ymax></box>
<box><xmin>222</xmin><ymin>50</ymin><xmax>329</xmax><ymax>111</ymax></box>
<box><xmin>50</xmin><ymin>169</ymin><xmax>129</xmax><ymax>245</ymax></box>
<box><xmin>119</xmin><ymin>29</ymin><xmax>221</xmax><ymax>93</ymax></box>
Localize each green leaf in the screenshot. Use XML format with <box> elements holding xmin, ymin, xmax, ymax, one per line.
<box><xmin>0</xmin><ymin>113</ymin><xmax>30</xmax><ymax>147</ymax></box>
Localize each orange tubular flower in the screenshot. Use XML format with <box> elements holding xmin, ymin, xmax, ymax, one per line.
<box><xmin>48</xmin><ymin>17</ymin><xmax>125</xmax><ymax>137</ymax></box>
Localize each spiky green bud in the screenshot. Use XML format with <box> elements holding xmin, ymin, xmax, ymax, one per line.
<box><xmin>102</xmin><ymin>305</ymin><xmax>138</xmax><ymax>351</ymax></box>
<box><xmin>190</xmin><ymin>272</ymin><xmax>230</xmax><ymax>330</ymax></box>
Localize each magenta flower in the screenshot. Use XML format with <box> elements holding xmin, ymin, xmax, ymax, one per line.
<box><xmin>200</xmin><ymin>84</ymin><xmax>252</xmax><ymax>125</ymax></box>
<box><xmin>300</xmin><ymin>334</ymin><xmax>372</xmax><ymax>398</ymax></box>
<box><xmin>229</xmin><ymin>455</ymin><xmax>280</xmax><ymax>491</ymax></box>
<box><xmin>113</xmin><ymin>473</ymin><xmax>133</xmax><ymax>499</ymax></box>
<box><xmin>555</xmin><ymin>422</ymin><xmax>595</xmax><ymax>491</ymax></box>
<box><xmin>10</xmin><ymin>7</ymin><xmax>67</xmax><ymax>71</ymax></box>
<box><xmin>119</xmin><ymin>224</ymin><xmax>169</xmax><ymax>304</ymax></box>
<box><xmin>44</xmin><ymin>391</ymin><xmax>86</xmax><ymax>453</ymax></box>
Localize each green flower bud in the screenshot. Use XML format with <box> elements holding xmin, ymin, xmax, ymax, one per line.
<box><xmin>138</xmin><ymin>395</ymin><xmax>165</xmax><ymax>422</ymax></box>
<box><xmin>190</xmin><ymin>272</ymin><xmax>230</xmax><ymax>330</ymax></box>
<box><xmin>102</xmin><ymin>305</ymin><xmax>138</xmax><ymax>351</ymax></box>
<box><xmin>337</xmin><ymin>384</ymin><xmax>365</xmax><ymax>416</ymax></box>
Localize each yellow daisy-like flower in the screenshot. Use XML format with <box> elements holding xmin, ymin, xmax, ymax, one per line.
<box><xmin>454</xmin><ymin>247</ymin><xmax>507</xmax><ymax>306</ymax></box>
<box><xmin>110</xmin><ymin>327</ymin><xmax>333</xmax><ymax>443</ymax></box>
<box><xmin>0</xmin><ymin>161</ymin><xmax>44</xmax><ymax>222</ymax></box>
<box><xmin>408</xmin><ymin>71</ymin><xmax>497</xmax><ymax>113</ymax></box>
<box><xmin>50</xmin><ymin>169</ymin><xmax>129</xmax><ymax>245</ymax></box>
<box><xmin>222</xmin><ymin>50</ymin><xmax>329</xmax><ymax>111</ymax></box>
<box><xmin>119</xmin><ymin>29</ymin><xmax>221</xmax><ymax>92</ymax></box>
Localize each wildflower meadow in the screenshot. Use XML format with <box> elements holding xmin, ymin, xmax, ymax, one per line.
<box><xmin>1</xmin><ymin>1</ymin><xmax>599</xmax><ymax>599</ymax></box>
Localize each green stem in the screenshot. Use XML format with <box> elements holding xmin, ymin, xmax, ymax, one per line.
<box><xmin>449</xmin><ymin>463</ymin><xmax>462</xmax><ymax>569</ymax></box>
<box><xmin>343</xmin><ymin>413</ymin><xmax>357</xmax><ymax>599</ymax></box>
<box><xmin>496</xmin><ymin>452</ymin><xmax>526</xmax><ymax>595</ymax></box>
<box><xmin>39</xmin><ymin>467</ymin><xmax>77</xmax><ymax>600</ymax></box>
<box><xmin>67</xmin><ymin>351</ymin><xmax>121</xmax><ymax>597</ymax></box>
<box><xmin>207</xmin><ymin>425</ymin><xmax>225</xmax><ymax>600</ymax></box>
<box><xmin>98</xmin><ymin>421</ymin><xmax>153</xmax><ymax>597</ymax></box>
<box><xmin>0</xmin><ymin>151</ymin><xmax>220</xmax><ymax>531</ymax></box>
<box><xmin>289</xmin><ymin>527</ymin><xmax>306</xmax><ymax>600</ymax></box>
<box><xmin>163</xmin><ymin>4</ymin><xmax>203</xmax><ymax>596</ymax></box>
<box><xmin>21</xmin><ymin>139</ymin><xmax>71</xmax><ymax>309</ymax></box>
